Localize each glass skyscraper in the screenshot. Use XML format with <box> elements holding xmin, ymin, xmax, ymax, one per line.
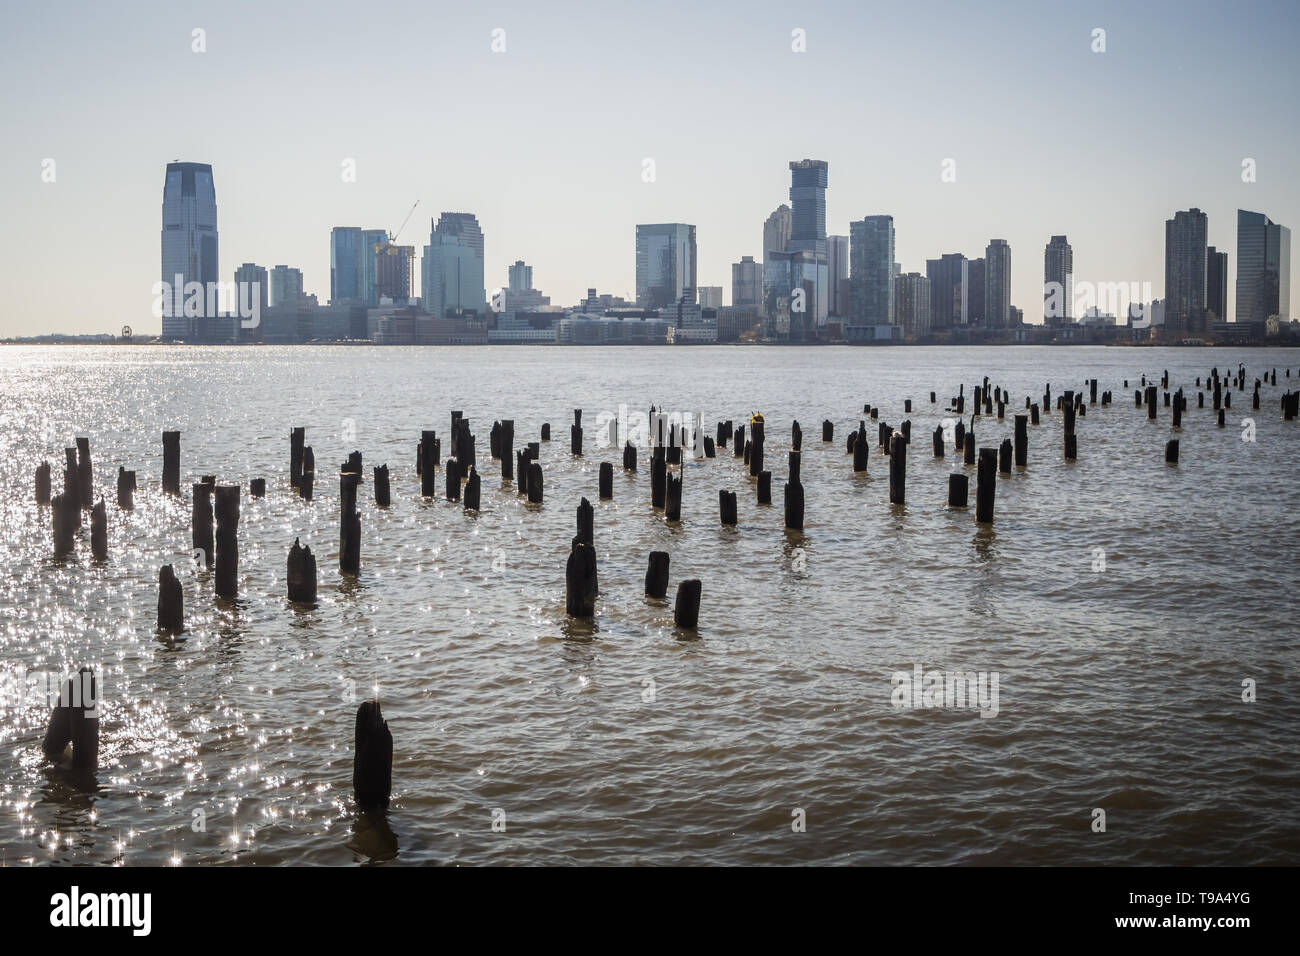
<box><xmin>788</xmin><ymin>160</ymin><xmax>829</xmax><ymax>325</ymax></box>
<box><xmin>160</xmin><ymin>161</ymin><xmax>218</xmax><ymax>339</ymax></box>
<box><xmin>1235</xmin><ymin>209</ymin><xmax>1291</xmax><ymax>324</ymax></box>
<box><xmin>330</xmin><ymin>227</ymin><xmax>364</xmax><ymax>304</ymax></box>
<box><xmin>849</xmin><ymin>215</ymin><xmax>895</xmax><ymax>338</ymax></box>
<box><xmin>636</xmin><ymin>223</ymin><xmax>697</xmax><ymax>309</ymax></box>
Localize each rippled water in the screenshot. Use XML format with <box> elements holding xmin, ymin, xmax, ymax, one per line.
<box><xmin>1</xmin><ymin>344</ymin><xmax>1297</xmax><ymax>866</ymax></box>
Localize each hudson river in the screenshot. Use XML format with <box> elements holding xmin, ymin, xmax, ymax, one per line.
<box><xmin>1</xmin><ymin>345</ymin><xmax>1297</xmax><ymax>864</ymax></box>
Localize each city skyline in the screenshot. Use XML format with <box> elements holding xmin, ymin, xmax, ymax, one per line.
<box><xmin>3</xmin><ymin>0</ymin><xmax>1299</xmax><ymax>335</ymax></box>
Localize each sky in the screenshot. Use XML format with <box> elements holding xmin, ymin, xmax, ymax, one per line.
<box><xmin>1</xmin><ymin>0</ymin><xmax>1297</xmax><ymax>335</ymax></box>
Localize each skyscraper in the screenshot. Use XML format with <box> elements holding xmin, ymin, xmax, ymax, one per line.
<box><xmin>1235</xmin><ymin>209</ymin><xmax>1291</xmax><ymax>324</ymax></box>
<box><xmin>787</xmin><ymin>160</ymin><xmax>829</xmax><ymax>325</ymax></box>
<box><xmin>966</xmin><ymin>258</ymin><xmax>986</xmax><ymax>326</ymax></box>
<box><xmin>894</xmin><ymin>272</ymin><xmax>932</xmax><ymax>340</ymax></box>
<box><xmin>1164</xmin><ymin>208</ymin><xmax>1208</xmax><ymax>330</ymax></box>
<box><xmin>269</xmin><ymin>265</ymin><xmax>304</xmax><ymax>307</ymax></box>
<box><xmin>508</xmin><ymin>260</ymin><xmax>532</xmax><ymax>292</ymax></box>
<box><xmin>848</xmin><ymin>215</ymin><xmax>895</xmax><ymax>338</ymax></box>
<box><xmin>1043</xmin><ymin>235</ymin><xmax>1073</xmax><ymax>324</ymax></box>
<box><xmin>330</xmin><ymin>227</ymin><xmax>364</xmax><ymax>304</ymax></box>
<box><xmin>234</xmin><ymin>263</ymin><xmax>268</xmax><ymax>316</ymax></box>
<box><xmin>927</xmin><ymin>253</ymin><xmax>968</xmax><ymax>328</ymax></box>
<box><xmin>361</xmin><ymin>228</ymin><xmax>389</xmax><ymax>306</ymax></box>
<box><xmin>1206</xmin><ymin>246</ymin><xmax>1228</xmax><ymax>322</ymax></box>
<box><xmin>731</xmin><ymin>256</ymin><xmax>763</xmax><ymax>309</ymax></box>
<box><xmin>984</xmin><ymin>239</ymin><xmax>1011</xmax><ymax>328</ymax></box>
<box><xmin>763</xmin><ymin>205</ymin><xmax>792</xmax><ymax>264</ymax></box>
<box><xmin>635</xmin><ymin>223</ymin><xmax>697</xmax><ymax>309</ymax></box>
<box><xmin>422</xmin><ymin>214</ymin><xmax>487</xmax><ymax>317</ymax></box>
<box><xmin>827</xmin><ymin>235</ymin><xmax>849</xmax><ymax>317</ymax></box>
<box><xmin>160</xmin><ymin>161</ymin><xmax>218</xmax><ymax>339</ymax></box>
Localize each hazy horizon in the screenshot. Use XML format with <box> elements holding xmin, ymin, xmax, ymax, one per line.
<box><xmin>2</xmin><ymin>0</ymin><xmax>1298</xmax><ymax>335</ymax></box>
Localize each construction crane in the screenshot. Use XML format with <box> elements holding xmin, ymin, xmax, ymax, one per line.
<box><xmin>389</xmin><ymin>200</ymin><xmax>419</xmax><ymax>243</ymax></box>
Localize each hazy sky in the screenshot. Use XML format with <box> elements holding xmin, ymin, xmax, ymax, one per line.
<box><xmin>2</xmin><ymin>0</ymin><xmax>1297</xmax><ymax>335</ymax></box>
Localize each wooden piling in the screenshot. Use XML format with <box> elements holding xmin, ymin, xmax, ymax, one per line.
<box><xmin>932</xmin><ymin>426</ymin><xmax>944</xmax><ymax>457</ymax></box>
<box><xmin>1165</xmin><ymin>439</ymin><xmax>1179</xmax><ymax>464</ymax></box>
<box><xmin>301</xmin><ymin>447</ymin><xmax>315</xmax><ymax>501</ymax></box>
<box><xmin>674</xmin><ymin>579</ymin><xmax>701</xmax><ymax>630</ymax></box>
<box><xmin>1014</xmin><ymin>415</ymin><xmax>1028</xmax><ymax>467</ymax></box>
<box><xmin>158</xmin><ymin>564</ymin><xmax>183</xmax><ymax>633</ymax></box>
<box><xmin>719</xmin><ymin>490</ymin><xmax>737</xmax><ymax>526</ymax></box>
<box><xmin>623</xmin><ymin>440</ymin><xmax>638</xmax><ymax>471</ymax></box>
<box><xmin>290</xmin><ymin>427</ymin><xmax>305</xmax><ymax>489</ymax></box>
<box><xmin>651</xmin><ymin>453</ymin><xmax>666</xmax><ymax>508</ymax></box>
<box><xmin>353</xmin><ymin>700</ymin><xmax>393</xmax><ymax>813</ymax></box>
<box><xmin>36</xmin><ymin>460</ymin><xmax>51</xmax><ymax>505</ymax></box>
<box><xmin>214</xmin><ymin>486</ymin><xmax>239</xmax><ymax>597</ymax></box>
<box><xmin>571</xmin><ymin>409</ymin><xmax>583</xmax><ymax>456</ymax></box>
<box><xmin>998</xmin><ymin>439</ymin><xmax>1012</xmax><ymax>475</ymax></box>
<box><xmin>500</xmin><ymin>420</ymin><xmax>514</xmax><ymax>481</ymax></box>
<box><xmin>464</xmin><ymin>466</ymin><xmax>481</xmax><ymax>511</ymax></box>
<box><xmin>565</xmin><ymin>540</ymin><xmax>598</xmax><ymax>617</ymax></box>
<box><xmin>527</xmin><ymin>461</ymin><xmax>543</xmax><ymax>504</ymax></box>
<box><xmin>445</xmin><ymin>457</ymin><xmax>461</xmax><ymax>502</ymax></box>
<box><xmin>41</xmin><ymin>668</ymin><xmax>98</xmax><ymax>773</ymax></box>
<box><xmin>963</xmin><ymin>432</ymin><xmax>975</xmax><ymax>465</ymax></box>
<box><xmin>287</xmin><ymin>538</ymin><xmax>317</xmax><ymax>602</ymax></box>
<box><xmin>192</xmin><ymin>480</ymin><xmax>214</xmax><ymax>567</ymax></box>
<box><xmin>757</xmin><ymin>470</ymin><xmax>772</xmax><ymax>504</ymax></box>
<box><xmin>1064</xmin><ymin>433</ymin><xmax>1077</xmax><ymax>460</ymax></box>
<box><xmin>853</xmin><ymin>423</ymin><xmax>869</xmax><ymax>472</ymax></box>
<box><xmin>576</xmin><ymin>496</ymin><xmax>594</xmax><ymax>545</ymax></box>
<box><xmin>645</xmin><ymin>551</ymin><xmax>670</xmax><ymax>598</ymax></box>
<box><xmin>75</xmin><ymin>437</ymin><xmax>93</xmax><ymax>510</ymax></box>
<box><xmin>888</xmin><ymin>432</ymin><xmax>906</xmax><ymax>504</ymax></box>
<box><xmin>822</xmin><ymin>420</ymin><xmax>833</xmax><ymax>442</ymax></box>
<box><xmin>541</xmin><ymin>423</ymin><xmax>550</xmax><ymax>441</ymax></box>
<box><xmin>90</xmin><ymin>501</ymin><xmax>107</xmax><ymax>560</ymax></box>
<box><xmin>665</xmin><ymin>473</ymin><xmax>682</xmax><ymax>521</ymax></box>
<box><xmin>975</xmin><ymin>448</ymin><xmax>997</xmax><ymax>524</ymax></box>
<box><xmin>162</xmin><ymin>431</ymin><xmax>180</xmax><ymax>495</ymax></box>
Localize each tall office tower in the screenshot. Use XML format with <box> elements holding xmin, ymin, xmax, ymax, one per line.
<box><xmin>508</xmin><ymin>260</ymin><xmax>533</xmax><ymax>292</ymax></box>
<box><xmin>269</xmin><ymin>265</ymin><xmax>304</xmax><ymax>307</ymax></box>
<box><xmin>966</xmin><ymin>258</ymin><xmax>986</xmax><ymax>326</ymax></box>
<box><xmin>360</xmin><ymin>228</ymin><xmax>389</xmax><ymax>306</ymax></box>
<box><xmin>1236</xmin><ymin>209</ymin><xmax>1291</xmax><ymax>324</ymax></box>
<box><xmin>1043</xmin><ymin>235</ymin><xmax>1074</xmax><ymax>324</ymax></box>
<box><xmin>422</xmin><ymin>231</ymin><xmax>486</xmax><ymax>318</ymax></box>
<box><xmin>374</xmin><ymin>245</ymin><xmax>414</xmax><ymax>302</ymax></box>
<box><xmin>1164</xmin><ymin>208</ymin><xmax>1208</xmax><ymax>330</ymax></box>
<box><xmin>234</xmin><ymin>263</ymin><xmax>268</xmax><ymax>316</ymax></box>
<box><xmin>1206</xmin><ymin>246</ymin><xmax>1229</xmax><ymax>322</ymax></box>
<box><xmin>330</xmin><ymin>227</ymin><xmax>364</xmax><ymax>304</ymax></box>
<box><xmin>435</xmin><ymin>212</ymin><xmax>485</xmax><ymax>262</ymax></box>
<box><xmin>160</xmin><ymin>161</ymin><xmax>218</xmax><ymax>339</ymax></box>
<box><xmin>787</xmin><ymin>160</ymin><xmax>829</xmax><ymax>325</ymax></box>
<box><xmin>635</xmin><ymin>223</ymin><xmax>697</xmax><ymax>309</ymax></box>
<box><xmin>762</xmin><ymin>251</ymin><xmax>821</xmax><ymax>342</ymax></box>
<box><xmin>732</xmin><ymin>256</ymin><xmax>763</xmax><ymax>309</ymax></box>
<box><xmin>763</xmin><ymin>204</ymin><xmax>792</xmax><ymax>263</ymax></box>
<box><xmin>984</xmin><ymin>239</ymin><xmax>1011</xmax><ymax>328</ymax></box>
<box><xmin>894</xmin><ymin>272</ymin><xmax>932</xmax><ymax>340</ymax></box>
<box><xmin>927</xmin><ymin>253</ymin><xmax>968</xmax><ymax>328</ymax></box>
<box><xmin>848</xmin><ymin>215</ymin><xmax>895</xmax><ymax>338</ymax></box>
<box><xmin>698</xmin><ymin>286</ymin><xmax>724</xmax><ymax>309</ymax></box>
<box><xmin>827</xmin><ymin>235</ymin><xmax>850</xmax><ymax>317</ymax></box>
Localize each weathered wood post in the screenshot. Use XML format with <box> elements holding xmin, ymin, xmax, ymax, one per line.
<box><xmin>1165</xmin><ymin>439</ymin><xmax>1179</xmax><ymax>464</ymax></box>
<box><xmin>665</xmin><ymin>473</ymin><xmax>682</xmax><ymax>521</ymax></box>
<box><xmin>464</xmin><ymin>466</ymin><xmax>481</xmax><ymax>511</ymax></box>
<box><xmin>1013</xmin><ymin>415</ymin><xmax>1028</xmax><ymax>468</ymax></box>
<box><xmin>703</xmin><ymin>436</ymin><xmax>716</xmax><ymax>458</ymax></box>
<box><xmin>90</xmin><ymin>501</ymin><xmax>107</xmax><ymax>560</ymax></box>
<box><xmin>571</xmin><ymin>409</ymin><xmax>583</xmax><ymax>456</ymax></box>
<box><xmin>75</xmin><ymin>437</ymin><xmax>93</xmax><ymax>510</ymax></box>
<box><xmin>541</xmin><ymin>423</ymin><xmax>551</xmax><ymax>441</ymax></box>
<box><xmin>996</xmin><ymin>438</ymin><xmax>1011</xmax><ymax>475</ymax></box>
<box><xmin>963</xmin><ymin>431</ymin><xmax>976</xmax><ymax>465</ymax></box>
<box><xmin>719</xmin><ymin>489</ymin><xmax>737</xmax><ymax>526</ymax></box>
<box><xmin>1217</xmin><ymin>408</ymin><xmax>1226</xmax><ymax>427</ymax></box>
<box><xmin>791</xmin><ymin>420</ymin><xmax>802</xmax><ymax>452</ymax></box>
<box><xmin>340</xmin><ymin>471</ymin><xmax>361</xmax><ymax>572</ymax></box>
<box><xmin>158</xmin><ymin>564</ymin><xmax>183</xmax><ymax>632</ymax></box>
<box><xmin>888</xmin><ymin>432</ymin><xmax>906</xmax><ymax>505</ymax></box>
<box><xmin>822</xmin><ymin>420</ymin><xmax>833</xmax><ymax>442</ymax></box>
<box><xmin>527</xmin><ymin>461</ymin><xmax>543</xmax><ymax>504</ymax></box>
<box><xmin>932</xmin><ymin>425</ymin><xmax>944</xmax><ymax>457</ymax></box>
<box><xmin>576</xmin><ymin>497</ymin><xmax>594</xmax><ymax>545</ymax></box>
<box><xmin>599</xmin><ymin>462</ymin><xmax>613</xmax><ymax>499</ymax></box>
<box><xmin>853</xmin><ymin>422</ymin><xmax>869</xmax><ymax>472</ymax></box>
<box><xmin>290</xmin><ymin>427</ymin><xmax>305</xmax><ymax>490</ymax></box>
<box><xmin>645</xmin><ymin>551</ymin><xmax>670</xmax><ymax>598</ymax></box>
<box><xmin>1030</xmin><ymin>403</ymin><xmax>1040</xmax><ymax>425</ymax></box>
<box><xmin>975</xmin><ymin>448</ymin><xmax>997</xmax><ymax>523</ymax></box>
<box><xmin>36</xmin><ymin>460</ymin><xmax>51</xmax><ymax>505</ymax></box>
<box><xmin>565</xmin><ymin>539</ymin><xmax>598</xmax><ymax>617</ymax></box>
<box><xmin>353</xmin><ymin>700</ymin><xmax>392</xmax><ymax>813</ymax></box>
<box><xmin>287</xmin><ymin>538</ymin><xmax>317</xmax><ymax>602</ymax></box>
<box><xmin>162</xmin><ymin>431</ymin><xmax>180</xmax><ymax>495</ymax></box>
<box><xmin>192</xmin><ymin>479</ymin><xmax>214</xmax><ymax>567</ymax></box>
<box><xmin>784</xmin><ymin>474</ymin><xmax>804</xmax><ymax>529</ymax></box>
<box><xmin>445</xmin><ymin>456</ymin><xmax>461</xmax><ymax>502</ymax></box>
<box><xmin>41</xmin><ymin>668</ymin><xmax>98</xmax><ymax>773</ymax></box>
<box><xmin>300</xmin><ymin>447</ymin><xmax>315</xmax><ymax>501</ymax></box>
<box><xmin>749</xmin><ymin>418</ymin><xmax>765</xmax><ymax>477</ymax></box>
<box><xmin>374</xmin><ymin>464</ymin><xmax>390</xmax><ymax>506</ymax></box>
<box><xmin>214</xmin><ymin>486</ymin><xmax>239</xmax><ymax>597</ymax></box>
<box><xmin>757</xmin><ymin>470</ymin><xmax>772</xmax><ymax>504</ymax></box>
<box><xmin>623</xmin><ymin>440</ymin><xmax>638</xmax><ymax>471</ymax></box>
<box><xmin>249</xmin><ymin>477</ymin><xmax>265</xmax><ymax>498</ymax></box>
<box><xmin>418</xmin><ymin>434</ymin><xmax>439</xmax><ymax>502</ymax></box>
<box><xmin>500</xmin><ymin>420</ymin><xmax>514</xmax><ymax>481</ymax></box>
<box><xmin>63</xmin><ymin>450</ymin><xmax>81</xmax><ymax>531</ymax></box>
<box><xmin>674</xmin><ymin>580</ymin><xmax>701</xmax><ymax>630</ymax></box>
<box><xmin>1172</xmin><ymin>390</ymin><xmax>1183</xmax><ymax>428</ymax></box>
<box><xmin>1064</xmin><ymin>433</ymin><xmax>1078</xmax><ymax>460</ymax></box>
<box><xmin>1147</xmin><ymin>385</ymin><xmax>1159</xmax><ymax>420</ymax></box>
<box><xmin>733</xmin><ymin>424</ymin><xmax>745</xmax><ymax>457</ymax></box>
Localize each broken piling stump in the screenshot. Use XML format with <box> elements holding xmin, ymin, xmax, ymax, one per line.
<box><xmin>757</xmin><ymin>470</ymin><xmax>772</xmax><ymax>504</ymax></box>
<box><xmin>214</xmin><ymin>485</ymin><xmax>240</xmax><ymax>597</ymax></box>
<box><xmin>565</xmin><ymin>539</ymin><xmax>598</xmax><ymax>617</ymax></box>
<box><xmin>90</xmin><ymin>501</ymin><xmax>106</xmax><ymax>560</ymax></box>
<box><xmin>374</xmin><ymin>465</ymin><xmax>390</xmax><ymax>507</ymax></box>
<box><xmin>463</xmin><ymin>466</ymin><xmax>480</xmax><ymax>511</ymax></box>
<box><xmin>340</xmin><ymin>472</ymin><xmax>361</xmax><ymax>572</ymax></box>
<box><xmin>674</xmin><ymin>580</ymin><xmax>701</xmax><ymax>630</ymax></box>
<box><xmin>975</xmin><ymin>448</ymin><xmax>997</xmax><ymax>524</ymax></box>
<box><xmin>1165</xmin><ymin>439</ymin><xmax>1180</xmax><ymax>465</ymax></box>
<box><xmin>162</xmin><ymin>431</ymin><xmax>180</xmax><ymax>495</ymax></box>
<box><xmin>719</xmin><ymin>489</ymin><xmax>737</xmax><ymax>526</ymax></box>
<box><xmin>888</xmin><ymin>432</ymin><xmax>906</xmax><ymax>505</ymax></box>
<box><xmin>527</xmin><ymin>461</ymin><xmax>543</xmax><ymax>504</ymax></box>
<box><xmin>287</xmin><ymin>538</ymin><xmax>317</xmax><ymax>603</ymax></box>
<box><xmin>41</xmin><ymin>668</ymin><xmax>98</xmax><ymax>773</ymax></box>
<box><xmin>645</xmin><ymin>551</ymin><xmax>670</xmax><ymax>598</ymax></box>
<box><xmin>158</xmin><ymin>564</ymin><xmax>183</xmax><ymax>633</ymax></box>
<box><xmin>36</xmin><ymin>460</ymin><xmax>51</xmax><ymax>505</ymax></box>
<box><xmin>353</xmin><ymin>701</ymin><xmax>393</xmax><ymax>813</ymax></box>
<box><xmin>192</xmin><ymin>480</ymin><xmax>214</xmax><ymax>567</ymax></box>
<box><xmin>599</xmin><ymin>462</ymin><xmax>613</xmax><ymax>499</ymax></box>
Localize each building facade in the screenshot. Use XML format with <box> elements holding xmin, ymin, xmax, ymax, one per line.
<box><xmin>848</xmin><ymin>215</ymin><xmax>895</xmax><ymax>338</ymax></box>
<box><xmin>1164</xmin><ymin>208</ymin><xmax>1208</xmax><ymax>330</ymax></box>
<box><xmin>1235</xmin><ymin>209</ymin><xmax>1291</xmax><ymax>324</ymax></box>
<box><xmin>635</xmin><ymin>223</ymin><xmax>697</xmax><ymax>309</ymax></box>
<box><xmin>984</xmin><ymin>239</ymin><xmax>1011</xmax><ymax>328</ymax></box>
<box><xmin>160</xmin><ymin>161</ymin><xmax>218</xmax><ymax>339</ymax></box>
<box><xmin>1043</xmin><ymin>235</ymin><xmax>1074</xmax><ymax>324</ymax></box>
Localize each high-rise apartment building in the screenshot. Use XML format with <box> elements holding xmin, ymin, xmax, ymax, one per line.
<box><xmin>848</xmin><ymin>215</ymin><xmax>895</xmax><ymax>338</ymax></box>
<box><xmin>1043</xmin><ymin>235</ymin><xmax>1073</xmax><ymax>325</ymax></box>
<box><xmin>1206</xmin><ymin>246</ymin><xmax>1228</xmax><ymax>322</ymax></box>
<box><xmin>160</xmin><ymin>161</ymin><xmax>218</xmax><ymax>339</ymax></box>
<box><xmin>1164</xmin><ymin>208</ymin><xmax>1208</xmax><ymax>330</ymax></box>
<box><xmin>984</xmin><ymin>239</ymin><xmax>1011</xmax><ymax>328</ymax></box>
<box><xmin>731</xmin><ymin>256</ymin><xmax>763</xmax><ymax>309</ymax></box>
